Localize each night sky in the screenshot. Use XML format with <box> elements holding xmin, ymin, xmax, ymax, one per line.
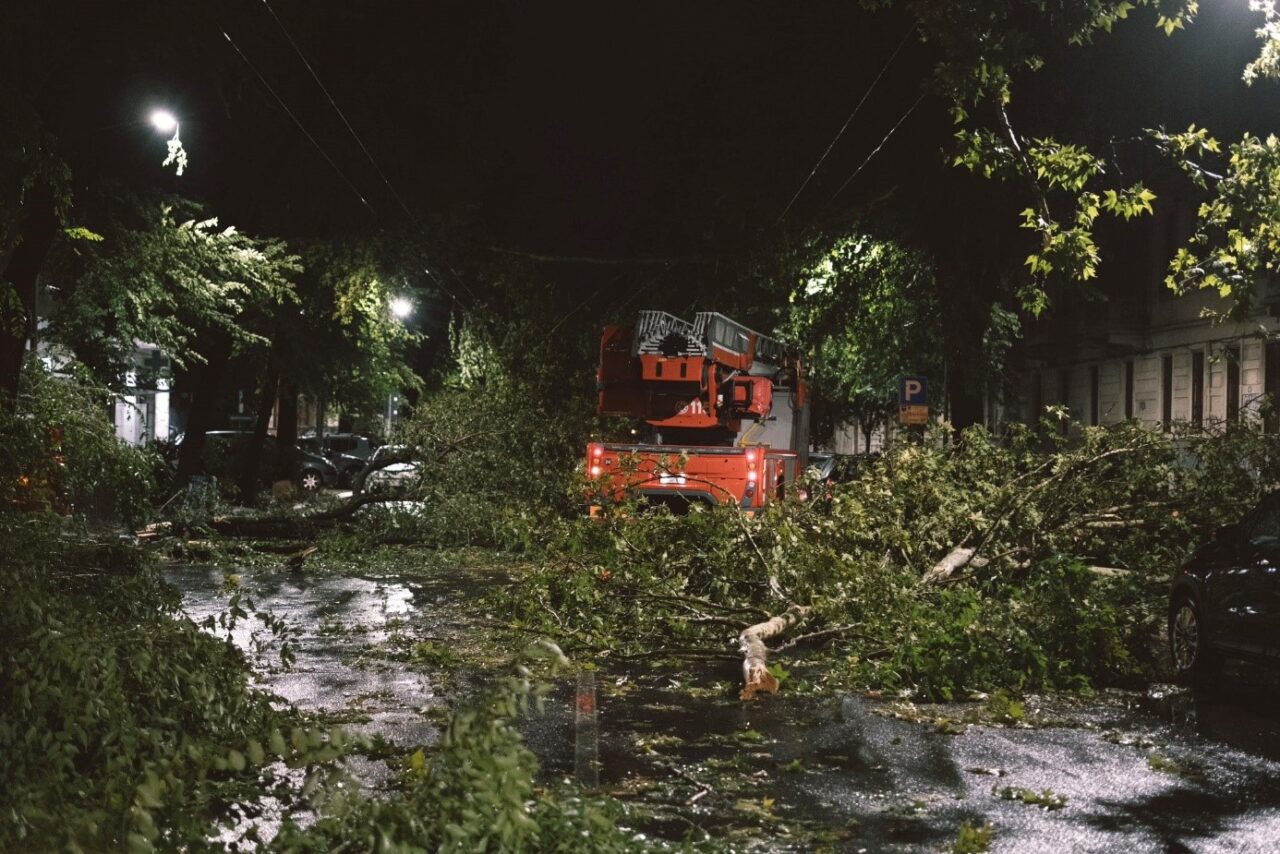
<box><xmin>6</xmin><ymin>1</ymin><xmax>1280</xmax><ymax>297</ymax></box>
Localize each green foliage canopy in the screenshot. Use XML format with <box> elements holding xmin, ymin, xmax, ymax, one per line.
<box><xmin>46</xmin><ymin>197</ymin><xmax>301</xmax><ymax>386</ymax></box>
<box><xmin>880</xmin><ymin>0</ymin><xmax>1280</xmax><ymax>313</ymax></box>
<box><xmin>781</xmin><ymin>234</ymin><xmax>944</xmax><ymax>441</ymax></box>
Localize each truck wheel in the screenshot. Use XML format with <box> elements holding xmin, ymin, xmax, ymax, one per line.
<box><xmin>299</xmin><ymin>470</ymin><xmax>322</xmax><ymax>492</ymax></box>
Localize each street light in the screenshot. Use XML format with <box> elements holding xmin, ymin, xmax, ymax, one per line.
<box><xmin>149</xmin><ymin>108</ymin><xmax>187</xmax><ymax>176</ymax></box>
<box><xmin>385</xmin><ymin>296</ymin><xmax>414</xmax><ymax>437</ymax></box>
<box><xmin>390</xmin><ymin>296</ymin><xmax>413</xmax><ymax>319</ymax></box>
<box><xmin>150</xmin><ymin>109</ymin><xmax>178</xmax><ymax>135</ymax></box>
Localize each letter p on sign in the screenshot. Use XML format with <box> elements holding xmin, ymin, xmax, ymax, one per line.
<box><xmin>899</xmin><ymin>375</ymin><xmax>927</xmax><ymax>406</ymax></box>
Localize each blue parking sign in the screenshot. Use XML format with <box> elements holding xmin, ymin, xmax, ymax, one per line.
<box><xmin>899</xmin><ymin>375</ymin><xmax>927</xmax><ymax>406</ymax></box>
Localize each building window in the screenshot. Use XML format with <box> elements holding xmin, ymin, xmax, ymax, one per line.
<box><xmin>1226</xmin><ymin>345</ymin><xmax>1241</xmax><ymax>424</ymax></box>
<box><xmin>1162</xmin><ymin>354</ymin><xmax>1173</xmax><ymax>431</ymax></box>
<box><xmin>1124</xmin><ymin>359</ymin><xmax>1134</xmax><ymax>420</ymax></box>
<box><xmin>1192</xmin><ymin>350</ymin><xmax>1204</xmax><ymax>427</ymax></box>
<box><xmin>1089</xmin><ymin>366</ymin><xmax>1100</xmax><ymax>426</ymax></box>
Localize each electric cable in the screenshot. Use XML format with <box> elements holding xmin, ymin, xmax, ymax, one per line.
<box><xmin>256</xmin><ymin>0</ymin><xmax>481</xmax><ymax>307</ymax></box>
<box><xmin>829</xmin><ymin>91</ymin><xmax>925</xmax><ymax>199</ymax></box>
<box><xmin>221</xmin><ymin>30</ymin><xmax>377</xmax><ymax>218</ymax></box>
<box><xmin>775</xmin><ymin>26</ymin><xmax>915</xmax><ymax>224</ymax></box>
<box><xmin>259</xmin><ymin>0</ymin><xmax>414</xmax><ymax>222</ymax></box>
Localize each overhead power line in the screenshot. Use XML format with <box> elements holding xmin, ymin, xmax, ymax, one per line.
<box><xmin>221</xmin><ymin>30</ymin><xmax>377</xmax><ymax>218</ymax></box>
<box><xmin>775</xmin><ymin>26</ymin><xmax>915</xmax><ymax>225</ymax></box>
<box><xmin>259</xmin><ymin>0</ymin><xmax>415</xmax><ymax>222</ymax></box>
<box><xmin>227</xmin><ymin>17</ymin><xmax>477</xmax><ymax>309</ymax></box>
<box><xmin>830</xmin><ymin>91</ymin><xmax>926</xmax><ymax>199</ymax></box>
<box><xmin>256</xmin><ymin>0</ymin><xmax>480</xmax><ymax>307</ymax></box>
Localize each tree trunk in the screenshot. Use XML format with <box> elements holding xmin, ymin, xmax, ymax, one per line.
<box><xmin>174</xmin><ymin>334</ymin><xmax>232</xmax><ymax>490</ymax></box>
<box><xmin>276</xmin><ymin>376</ymin><xmax>299</xmax><ymax>474</ymax></box>
<box><xmin>0</xmin><ymin>183</ymin><xmax>58</xmax><ymax>409</ymax></box>
<box><xmin>239</xmin><ymin>354</ymin><xmax>279</xmax><ymax>503</ymax></box>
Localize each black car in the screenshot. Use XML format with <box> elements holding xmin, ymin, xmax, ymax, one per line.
<box><xmin>1169</xmin><ymin>491</ymin><xmax>1280</xmax><ymax>681</ymax></box>
<box><xmin>807</xmin><ymin>452</ymin><xmax>873</xmax><ymax>484</ymax></box>
<box><xmin>297</xmin><ymin>435</ymin><xmax>372</xmax><ymax>487</ymax></box>
<box><xmin>198</xmin><ymin>431</ymin><xmax>338</xmax><ymax>492</ymax></box>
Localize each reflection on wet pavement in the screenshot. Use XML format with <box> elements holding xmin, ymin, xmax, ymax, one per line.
<box><xmin>167</xmin><ymin>564</ymin><xmax>1280</xmax><ymax>851</ymax></box>
<box><xmin>165</xmin><ymin>565</ymin><xmax>489</xmax><ymax>762</ymax></box>
<box><xmin>524</xmin><ymin>670</ymin><xmax>1280</xmax><ymax>851</ymax></box>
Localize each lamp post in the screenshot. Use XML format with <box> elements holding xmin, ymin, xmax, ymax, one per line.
<box><xmin>386</xmin><ymin>297</ymin><xmax>414</xmax><ymax>436</ymax></box>
<box><xmin>390</xmin><ymin>296</ymin><xmax>413</xmax><ymax>321</ymax></box>
<box><xmin>150</xmin><ymin>109</ymin><xmax>187</xmax><ymax>175</ymax></box>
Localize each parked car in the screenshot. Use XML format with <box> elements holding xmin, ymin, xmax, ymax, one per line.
<box><xmin>364</xmin><ymin>461</ymin><xmax>422</xmax><ymax>495</ymax></box>
<box><xmin>196</xmin><ymin>431</ymin><xmax>338</xmax><ymax>492</ymax></box>
<box><xmin>353</xmin><ymin>444</ymin><xmax>419</xmax><ymax>494</ymax></box>
<box><xmin>319</xmin><ymin>433</ymin><xmax>377</xmax><ymax>460</ymax></box>
<box><xmin>1169</xmin><ymin>491</ymin><xmax>1280</xmax><ymax>681</ymax></box>
<box><xmin>807</xmin><ymin>452</ymin><xmax>871</xmax><ymax>484</ymax></box>
<box><xmin>803</xmin><ymin>452</ymin><xmax>875</xmax><ymax>502</ymax></box>
<box><xmin>297</xmin><ymin>434</ymin><xmax>373</xmax><ymax>487</ymax></box>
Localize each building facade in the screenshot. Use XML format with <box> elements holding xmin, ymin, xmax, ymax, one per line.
<box><xmin>1016</xmin><ymin>199</ymin><xmax>1280</xmax><ymax>432</ymax></box>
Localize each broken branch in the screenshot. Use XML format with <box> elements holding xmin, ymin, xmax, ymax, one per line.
<box><xmin>739</xmin><ymin>605</ymin><xmax>809</xmax><ymax>700</ymax></box>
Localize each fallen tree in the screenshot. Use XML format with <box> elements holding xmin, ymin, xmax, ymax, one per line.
<box><xmin>500</xmin><ymin>419</ymin><xmax>1280</xmax><ymax>700</ymax></box>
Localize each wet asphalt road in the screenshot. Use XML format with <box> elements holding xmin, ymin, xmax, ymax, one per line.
<box><xmin>167</xmin><ymin>564</ymin><xmax>1280</xmax><ymax>852</ymax></box>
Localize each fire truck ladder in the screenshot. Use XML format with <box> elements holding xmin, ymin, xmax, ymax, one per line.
<box><xmin>633</xmin><ymin>311</ymin><xmax>710</xmax><ymax>357</ymax></box>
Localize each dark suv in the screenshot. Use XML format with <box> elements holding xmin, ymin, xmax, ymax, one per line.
<box><xmin>1169</xmin><ymin>491</ymin><xmax>1280</xmax><ymax>681</ymax></box>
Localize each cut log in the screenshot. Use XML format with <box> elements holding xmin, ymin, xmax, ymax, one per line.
<box><xmin>739</xmin><ymin>605</ymin><xmax>809</xmax><ymax>700</ymax></box>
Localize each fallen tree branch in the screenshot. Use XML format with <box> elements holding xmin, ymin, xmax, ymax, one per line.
<box><xmin>922</xmin><ymin>544</ymin><xmax>977</xmax><ymax>586</ymax></box>
<box><xmin>771</xmin><ymin>623</ymin><xmax>886</xmax><ymax>652</ymax></box>
<box><xmin>921</xmin><ymin>445</ymin><xmax>1148</xmax><ymax>585</ymax></box>
<box><xmin>1087</xmin><ymin>565</ymin><xmax>1134</xmax><ymax>578</ymax></box>
<box><xmin>611</xmin><ymin>648</ymin><xmax>741</xmax><ymax>661</ymax></box>
<box><xmin>628</xmin><ymin>590</ymin><xmax>770</xmax><ymax>619</ymax></box>
<box><xmin>207</xmin><ymin>492</ymin><xmax>408</xmax><ymax>537</ymax></box>
<box><xmin>739</xmin><ymin>605</ymin><xmax>809</xmax><ymax>700</ymax></box>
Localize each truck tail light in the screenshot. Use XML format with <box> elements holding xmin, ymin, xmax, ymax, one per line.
<box><xmin>746</xmin><ymin>448</ymin><xmax>757</xmax><ymax>462</ymax></box>
<box><xmin>590</xmin><ymin>465</ymin><xmax>602</xmax><ymax>477</ymax></box>
<box><xmin>748</xmin><ymin>469</ymin><xmax>758</xmax><ymax>482</ymax></box>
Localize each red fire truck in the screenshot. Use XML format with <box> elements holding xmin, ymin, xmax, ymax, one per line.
<box><xmin>586</xmin><ymin>311</ymin><xmax>809</xmax><ymax>512</ymax></box>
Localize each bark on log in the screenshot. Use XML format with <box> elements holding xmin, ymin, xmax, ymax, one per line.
<box><xmin>207</xmin><ymin>492</ymin><xmax>402</xmax><ymax>537</ymax></box>
<box><xmin>739</xmin><ymin>605</ymin><xmax>809</xmax><ymax>700</ymax></box>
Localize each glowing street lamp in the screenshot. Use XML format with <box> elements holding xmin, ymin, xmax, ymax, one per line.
<box><xmin>385</xmin><ymin>296</ymin><xmax>414</xmax><ymax>437</ymax></box>
<box><xmin>150</xmin><ymin>109</ymin><xmax>178</xmax><ymax>136</ymax></box>
<box><xmin>390</xmin><ymin>296</ymin><xmax>414</xmax><ymax>320</ymax></box>
<box><xmin>149</xmin><ymin>108</ymin><xmax>187</xmax><ymax>176</ymax></box>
